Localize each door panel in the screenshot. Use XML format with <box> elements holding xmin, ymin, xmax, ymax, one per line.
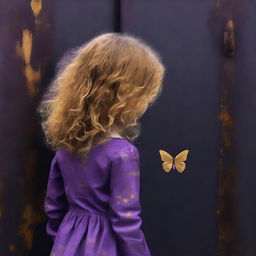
<box><xmin>2</xmin><ymin>1</ymin><xmax>256</xmax><ymax>255</ymax></box>
<box><xmin>124</xmin><ymin>1</ymin><xmax>220</xmax><ymax>255</ymax></box>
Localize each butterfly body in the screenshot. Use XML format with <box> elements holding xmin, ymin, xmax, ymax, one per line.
<box><xmin>159</xmin><ymin>149</ymin><xmax>189</xmax><ymax>173</ymax></box>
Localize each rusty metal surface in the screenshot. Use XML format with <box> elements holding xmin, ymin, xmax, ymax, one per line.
<box><xmin>125</xmin><ymin>0</ymin><xmax>253</xmax><ymax>255</ymax></box>
<box><xmin>0</xmin><ymin>1</ymin><xmax>115</xmax><ymax>255</ymax></box>
<box><xmin>1</xmin><ymin>0</ymin><xmax>256</xmax><ymax>255</ymax></box>
<box><xmin>125</xmin><ymin>1</ymin><xmax>220</xmax><ymax>255</ymax></box>
<box><xmin>210</xmin><ymin>0</ymin><xmax>251</xmax><ymax>255</ymax></box>
<box><xmin>0</xmin><ymin>0</ymin><xmax>53</xmax><ymax>255</ymax></box>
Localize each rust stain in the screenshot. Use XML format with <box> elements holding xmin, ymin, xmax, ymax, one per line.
<box><xmin>30</xmin><ymin>0</ymin><xmax>42</xmax><ymax>18</ymax></box>
<box><xmin>224</xmin><ymin>19</ymin><xmax>236</xmax><ymax>57</ymax></box>
<box><xmin>18</xmin><ymin>204</ymin><xmax>42</xmax><ymax>250</ymax></box>
<box><xmin>219</xmin><ymin>105</ymin><xmax>232</xmax><ymax>127</ymax></box>
<box><xmin>30</xmin><ymin>0</ymin><xmax>43</xmax><ymax>25</ymax></box>
<box><xmin>219</xmin><ymin>104</ymin><xmax>233</xmax><ymax>148</ymax></box>
<box><xmin>24</xmin><ymin>64</ymin><xmax>41</xmax><ymax>93</ymax></box>
<box><xmin>211</xmin><ymin>0</ymin><xmax>245</xmax><ymax>254</ymax></box>
<box><xmin>16</xmin><ymin>29</ymin><xmax>32</xmax><ymax>65</ymax></box>
<box><xmin>217</xmin><ymin>95</ymin><xmax>240</xmax><ymax>256</ymax></box>
<box><xmin>9</xmin><ymin>244</ymin><xmax>15</xmax><ymax>252</ymax></box>
<box><xmin>16</xmin><ymin>29</ymin><xmax>41</xmax><ymax>96</ymax></box>
<box><xmin>18</xmin><ymin>149</ymin><xmax>45</xmax><ymax>250</ymax></box>
<box><xmin>2</xmin><ymin>0</ymin><xmax>52</xmax><ymax>254</ymax></box>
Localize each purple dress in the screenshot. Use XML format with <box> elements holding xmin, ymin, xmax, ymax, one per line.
<box><xmin>44</xmin><ymin>137</ymin><xmax>151</xmax><ymax>256</ymax></box>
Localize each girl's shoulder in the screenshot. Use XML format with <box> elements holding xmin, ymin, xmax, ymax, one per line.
<box><xmin>103</xmin><ymin>137</ymin><xmax>140</xmax><ymax>161</ymax></box>
<box><xmin>55</xmin><ymin>137</ymin><xmax>139</xmax><ymax>162</ymax></box>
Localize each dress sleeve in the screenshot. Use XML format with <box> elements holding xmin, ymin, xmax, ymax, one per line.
<box><xmin>108</xmin><ymin>144</ymin><xmax>151</xmax><ymax>256</ymax></box>
<box><xmin>44</xmin><ymin>151</ymin><xmax>68</xmax><ymax>242</ymax></box>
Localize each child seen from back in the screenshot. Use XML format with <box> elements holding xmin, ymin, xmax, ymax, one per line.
<box><xmin>37</xmin><ymin>32</ymin><xmax>165</xmax><ymax>256</ymax></box>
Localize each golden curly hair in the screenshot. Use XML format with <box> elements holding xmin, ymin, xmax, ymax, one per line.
<box><xmin>37</xmin><ymin>32</ymin><xmax>165</xmax><ymax>162</ymax></box>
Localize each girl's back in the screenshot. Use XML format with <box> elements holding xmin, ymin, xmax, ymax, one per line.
<box><xmin>45</xmin><ymin>137</ymin><xmax>151</xmax><ymax>255</ymax></box>
<box><xmin>38</xmin><ymin>32</ymin><xmax>165</xmax><ymax>256</ymax></box>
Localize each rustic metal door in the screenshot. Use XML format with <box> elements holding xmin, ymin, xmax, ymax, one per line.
<box><xmin>1</xmin><ymin>1</ymin><xmax>256</xmax><ymax>256</ymax></box>
<box><xmin>130</xmin><ymin>1</ymin><xmax>220</xmax><ymax>255</ymax></box>
<box><xmin>128</xmin><ymin>1</ymin><xmax>255</xmax><ymax>256</ymax></box>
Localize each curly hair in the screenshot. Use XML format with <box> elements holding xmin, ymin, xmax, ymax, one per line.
<box><xmin>37</xmin><ymin>32</ymin><xmax>165</xmax><ymax>162</ymax></box>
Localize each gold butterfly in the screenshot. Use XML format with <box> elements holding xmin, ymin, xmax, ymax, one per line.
<box><xmin>159</xmin><ymin>149</ymin><xmax>189</xmax><ymax>173</ymax></box>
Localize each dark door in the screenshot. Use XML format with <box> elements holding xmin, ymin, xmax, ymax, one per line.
<box><xmin>1</xmin><ymin>1</ymin><xmax>256</xmax><ymax>256</ymax></box>
<box><xmin>129</xmin><ymin>1</ymin><xmax>220</xmax><ymax>255</ymax></box>
<box><xmin>127</xmin><ymin>1</ymin><xmax>256</xmax><ymax>256</ymax></box>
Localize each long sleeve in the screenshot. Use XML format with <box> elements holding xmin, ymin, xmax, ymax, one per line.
<box><xmin>44</xmin><ymin>151</ymin><xmax>68</xmax><ymax>242</ymax></box>
<box><xmin>108</xmin><ymin>144</ymin><xmax>151</xmax><ymax>256</ymax></box>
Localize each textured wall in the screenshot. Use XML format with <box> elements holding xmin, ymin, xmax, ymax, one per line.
<box><xmin>1</xmin><ymin>1</ymin><xmax>256</xmax><ymax>255</ymax></box>
<box><xmin>0</xmin><ymin>0</ymin><xmax>53</xmax><ymax>255</ymax></box>
<box><xmin>123</xmin><ymin>0</ymin><xmax>255</xmax><ymax>255</ymax></box>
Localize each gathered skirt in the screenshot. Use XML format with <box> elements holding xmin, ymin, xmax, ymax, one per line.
<box><xmin>50</xmin><ymin>207</ymin><xmax>119</xmax><ymax>256</ymax></box>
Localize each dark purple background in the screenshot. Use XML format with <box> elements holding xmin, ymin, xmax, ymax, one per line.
<box><xmin>1</xmin><ymin>0</ymin><xmax>256</xmax><ymax>255</ymax></box>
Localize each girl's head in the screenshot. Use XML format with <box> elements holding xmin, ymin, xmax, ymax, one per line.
<box><xmin>37</xmin><ymin>32</ymin><xmax>165</xmax><ymax>159</ymax></box>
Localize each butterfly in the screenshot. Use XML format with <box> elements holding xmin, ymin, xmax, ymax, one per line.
<box><xmin>159</xmin><ymin>149</ymin><xmax>189</xmax><ymax>173</ymax></box>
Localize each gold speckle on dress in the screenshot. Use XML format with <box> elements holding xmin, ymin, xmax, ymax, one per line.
<box><xmin>125</xmin><ymin>212</ymin><xmax>132</xmax><ymax>217</ymax></box>
<box><xmin>127</xmin><ymin>171</ymin><xmax>140</xmax><ymax>176</ymax></box>
<box><xmin>130</xmin><ymin>193</ymin><xmax>135</xmax><ymax>199</ymax></box>
<box><xmin>121</xmin><ymin>153</ymin><xmax>129</xmax><ymax>159</ymax></box>
<box><xmin>113</xmin><ymin>186</ymin><xmax>137</xmax><ymax>205</ymax></box>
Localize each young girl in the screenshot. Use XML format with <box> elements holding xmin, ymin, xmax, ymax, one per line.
<box><xmin>37</xmin><ymin>32</ymin><xmax>165</xmax><ymax>256</ymax></box>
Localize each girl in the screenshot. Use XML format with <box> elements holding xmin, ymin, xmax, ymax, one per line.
<box><xmin>37</xmin><ymin>32</ymin><xmax>165</xmax><ymax>256</ymax></box>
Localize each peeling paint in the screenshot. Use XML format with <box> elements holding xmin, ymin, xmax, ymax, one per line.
<box><xmin>2</xmin><ymin>0</ymin><xmax>53</xmax><ymax>254</ymax></box>
<box><xmin>217</xmin><ymin>114</ymin><xmax>240</xmax><ymax>255</ymax></box>
<box><xmin>219</xmin><ymin>104</ymin><xmax>233</xmax><ymax>148</ymax></box>
<box><xmin>16</xmin><ymin>29</ymin><xmax>41</xmax><ymax>96</ymax></box>
<box><xmin>18</xmin><ymin>204</ymin><xmax>42</xmax><ymax>250</ymax></box>
<box><xmin>219</xmin><ymin>105</ymin><xmax>233</xmax><ymax>128</ymax></box>
<box><xmin>30</xmin><ymin>0</ymin><xmax>42</xmax><ymax>18</ymax></box>
<box><xmin>213</xmin><ymin>1</ymin><xmax>241</xmax><ymax>254</ymax></box>
<box><xmin>24</xmin><ymin>64</ymin><xmax>41</xmax><ymax>95</ymax></box>
<box><xmin>16</xmin><ymin>29</ymin><xmax>32</xmax><ymax>65</ymax></box>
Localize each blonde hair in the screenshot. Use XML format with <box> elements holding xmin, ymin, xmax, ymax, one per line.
<box><xmin>37</xmin><ymin>32</ymin><xmax>165</xmax><ymax>162</ymax></box>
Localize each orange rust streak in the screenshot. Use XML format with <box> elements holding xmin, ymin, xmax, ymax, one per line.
<box><xmin>16</xmin><ymin>29</ymin><xmax>41</xmax><ymax>96</ymax></box>
<box><xmin>16</xmin><ymin>29</ymin><xmax>32</xmax><ymax>65</ymax></box>
<box><xmin>18</xmin><ymin>204</ymin><xmax>42</xmax><ymax>250</ymax></box>
<box><xmin>30</xmin><ymin>0</ymin><xmax>42</xmax><ymax>18</ymax></box>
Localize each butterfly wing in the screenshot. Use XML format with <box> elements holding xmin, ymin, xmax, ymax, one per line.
<box><xmin>159</xmin><ymin>149</ymin><xmax>173</xmax><ymax>173</ymax></box>
<box><xmin>174</xmin><ymin>150</ymin><xmax>189</xmax><ymax>173</ymax></box>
